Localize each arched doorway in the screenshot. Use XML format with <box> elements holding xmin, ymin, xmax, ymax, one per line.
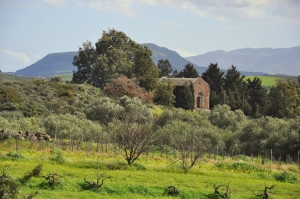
<box><xmin>197</xmin><ymin>92</ymin><xmax>204</xmax><ymax>108</ymax></box>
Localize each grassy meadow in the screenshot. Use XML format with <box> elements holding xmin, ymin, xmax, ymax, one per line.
<box><xmin>1</xmin><ymin>141</ymin><xmax>299</xmax><ymax>199</ymax></box>
<box><xmin>244</xmin><ymin>76</ymin><xmax>282</xmax><ymax>87</ymax></box>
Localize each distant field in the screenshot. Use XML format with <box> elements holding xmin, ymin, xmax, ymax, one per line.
<box><xmin>245</xmin><ymin>76</ymin><xmax>282</xmax><ymax>87</ymax></box>
<box><xmin>60</xmin><ymin>74</ymin><xmax>73</xmax><ymax>82</ymax></box>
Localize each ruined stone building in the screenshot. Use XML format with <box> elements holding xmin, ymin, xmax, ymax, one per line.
<box><xmin>160</xmin><ymin>77</ymin><xmax>210</xmax><ymax>110</ymax></box>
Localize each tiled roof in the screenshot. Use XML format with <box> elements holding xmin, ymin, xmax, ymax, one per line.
<box><xmin>160</xmin><ymin>77</ymin><xmax>198</xmax><ymax>86</ymax></box>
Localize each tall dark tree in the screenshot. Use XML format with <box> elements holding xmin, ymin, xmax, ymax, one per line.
<box><xmin>180</xmin><ymin>63</ymin><xmax>199</xmax><ymax>78</ymax></box>
<box><xmin>132</xmin><ymin>45</ymin><xmax>159</xmax><ymax>91</ymax></box>
<box><xmin>157</xmin><ymin>59</ymin><xmax>173</xmax><ymax>77</ymax></box>
<box><xmin>201</xmin><ymin>63</ymin><xmax>224</xmax><ymax>108</ymax></box>
<box><xmin>223</xmin><ymin>65</ymin><xmax>247</xmax><ymax>111</ymax></box>
<box><xmin>246</xmin><ymin>77</ymin><xmax>269</xmax><ymax>117</ymax></box>
<box><xmin>224</xmin><ymin>65</ymin><xmax>245</xmax><ymax>92</ymax></box>
<box><xmin>72</xmin><ymin>41</ymin><xmax>97</xmax><ymax>85</ymax></box>
<box><xmin>178</xmin><ymin>82</ymin><xmax>194</xmax><ymax>110</ymax></box>
<box><xmin>171</xmin><ymin>69</ymin><xmax>179</xmax><ymax>78</ymax></box>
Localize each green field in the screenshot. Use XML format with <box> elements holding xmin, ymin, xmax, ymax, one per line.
<box><xmin>1</xmin><ymin>143</ymin><xmax>299</xmax><ymax>199</ymax></box>
<box><xmin>60</xmin><ymin>74</ymin><xmax>73</xmax><ymax>82</ymax></box>
<box><xmin>245</xmin><ymin>76</ymin><xmax>282</xmax><ymax>87</ymax></box>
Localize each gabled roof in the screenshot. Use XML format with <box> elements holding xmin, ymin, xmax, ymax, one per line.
<box><xmin>160</xmin><ymin>77</ymin><xmax>198</xmax><ymax>86</ymax></box>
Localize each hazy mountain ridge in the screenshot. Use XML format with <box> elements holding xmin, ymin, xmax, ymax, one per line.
<box><xmin>12</xmin><ymin>44</ymin><xmax>207</xmax><ymax>78</ymax></box>
<box><xmin>10</xmin><ymin>44</ymin><xmax>300</xmax><ymax>78</ymax></box>
<box><xmin>142</xmin><ymin>43</ymin><xmax>207</xmax><ymax>74</ymax></box>
<box><xmin>186</xmin><ymin>46</ymin><xmax>300</xmax><ymax>76</ymax></box>
<box><xmin>14</xmin><ymin>52</ymin><xmax>78</xmax><ymax>77</ymax></box>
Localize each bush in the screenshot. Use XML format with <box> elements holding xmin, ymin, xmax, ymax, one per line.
<box><xmin>274</xmin><ymin>171</ymin><xmax>298</xmax><ymax>184</ymax></box>
<box><xmin>48</xmin><ymin>76</ymin><xmax>63</xmax><ymax>83</ymax></box>
<box><xmin>49</xmin><ymin>153</ymin><xmax>65</xmax><ymax>164</ymax></box>
<box><xmin>215</xmin><ymin>162</ymin><xmax>269</xmax><ymax>173</ymax></box>
<box><xmin>0</xmin><ymin>172</ymin><xmax>20</xmax><ymax>199</ymax></box>
<box><xmin>20</xmin><ymin>164</ymin><xmax>43</xmax><ymax>185</ymax></box>
<box><xmin>6</xmin><ymin>151</ymin><xmax>24</xmax><ymax>160</ymax></box>
<box><xmin>104</xmin><ymin>76</ymin><xmax>154</xmax><ymax>104</ymax></box>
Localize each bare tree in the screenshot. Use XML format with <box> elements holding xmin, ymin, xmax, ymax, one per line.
<box><xmin>108</xmin><ymin>112</ymin><xmax>157</xmax><ymax>165</ymax></box>
<box><xmin>84</xmin><ymin>173</ymin><xmax>109</xmax><ymax>191</ymax></box>
<box><xmin>42</xmin><ymin>173</ymin><xmax>62</xmax><ymax>187</ymax></box>
<box><xmin>254</xmin><ymin>184</ymin><xmax>276</xmax><ymax>199</ymax></box>
<box><xmin>212</xmin><ymin>183</ymin><xmax>231</xmax><ymax>199</ymax></box>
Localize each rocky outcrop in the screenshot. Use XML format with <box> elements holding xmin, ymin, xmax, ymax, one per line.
<box><xmin>0</xmin><ymin>128</ymin><xmax>51</xmax><ymax>142</ymax></box>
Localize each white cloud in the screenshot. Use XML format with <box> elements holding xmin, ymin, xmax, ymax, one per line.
<box><xmin>166</xmin><ymin>0</ymin><xmax>300</xmax><ymax>22</ymax></box>
<box><xmin>140</xmin><ymin>0</ymin><xmax>157</xmax><ymax>5</ymax></box>
<box><xmin>175</xmin><ymin>49</ymin><xmax>196</xmax><ymax>58</ymax></box>
<box><xmin>0</xmin><ymin>49</ymin><xmax>30</xmax><ymax>65</ymax></box>
<box><xmin>72</xmin><ymin>0</ymin><xmax>300</xmax><ymax>24</ymax></box>
<box><xmin>0</xmin><ymin>50</ymin><xmax>31</xmax><ymax>72</ymax></box>
<box><xmin>77</xmin><ymin>0</ymin><xmax>137</xmax><ymax>17</ymax></box>
<box><xmin>44</xmin><ymin>0</ymin><xmax>68</xmax><ymax>6</ymax></box>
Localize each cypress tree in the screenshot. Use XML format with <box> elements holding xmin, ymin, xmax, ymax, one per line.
<box><xmin>178</xmin><ymin>82</ymin><xmax>194</xmax><ymax>110</ymax></box>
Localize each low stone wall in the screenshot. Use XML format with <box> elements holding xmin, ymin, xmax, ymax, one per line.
<box><xmin>0</xmin><ymin>128</ymin><xmax>50</xmax><ymax>142</ymax></box>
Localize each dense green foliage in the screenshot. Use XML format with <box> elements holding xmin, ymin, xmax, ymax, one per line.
<box><xmin>201</xmin><ymin>63</ymin><xmax>300</xmax><ymax>118</ymax></box>
<box><xmin>0</xmin><ymin>71</ymin><xmax>300</xmax><ymax>198</ymax></box>
<box><xmin>268</xmin><ymin>79</ymin><xmax>300</xmax><ymax>118</ymax></box>
<box><xmin>177</xmin><ymin>82</ymin><xmax>194</xmax><ymax>110</ymax></box>
<box><xmin>154</xmin><ymin>80</ymin><xmax>175</xmax><ymax>106</ymax></box>
<box><xmin>157</xmin><ymin>59</ymin><xmax>173</xmax><ymax>77</ymax></box>
<box><xmin>0</xmin><ymin>73</ymin><xmax>103</xmax><ymax>117</ymax></box>
<box><xmin>201</xmin><ymin>63</ymin><xmax>224</xmax><ymax>109</ymax></box>
<box><xmin>1</xmin><ymin>70</ymin><xmax>299</xmax><ymax>160</ymax></box>
<box><xmin>174</xmin><ymin>63</ymin><xmax>199</xmax><ymax>78</ymax></box>
<box><xmin>72</xmin><ymin>29</ymin><xmax>159</xmax><ymax>91</ymax></box>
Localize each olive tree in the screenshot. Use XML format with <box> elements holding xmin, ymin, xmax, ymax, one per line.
<box><xmin>160</xmin><ymin>120</ymin><xmax>220</xmax><ymax>171</ymax></box>
<box><xmin>107</xmin><ymin>96</ymin><xmax>155</xmax><ymax>165</ymax></box>
<box><xmin>44</xmin><ymin>114</ymin><xmax>103</xmax><ymax>146</ymax></box>
<box><xmin>85</xmin><ymin>97</ymin><xmax>124</xmax><ymax>125</ymax></box>
<box><xmin>209</xmin><ymin>104</ymin><xmax>247</xmax><ymax>132</ymax></box>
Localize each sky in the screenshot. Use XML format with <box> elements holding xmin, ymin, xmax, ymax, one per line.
<box><xmin>0</xmin><ymin>0</ymin><xmax>300</xmax><ymax>72</ymax></box>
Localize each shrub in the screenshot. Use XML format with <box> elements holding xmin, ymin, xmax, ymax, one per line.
<box><xmin>49</xmin><ymin>153</ymin><xmax>65</xmax><ymax>164</ymax></box>
<box><xmin>0</xmin><ymin>169</ymin><xmax>20</xmax><ymax>199</ymax></box>
<box><xmin>48</xmin><ymin>76</ymin><xmax>63</xmax><ymax>83</ymax></box>
<box><xmin>0</xmin><ymin>87</ymin><xmax>23</xmax><ymax>103</ymax></box>
<box><xmin>19</xmin><ymin>164</ymin><xmax>43</xmax><ymax>185</ymax></box>
<box><xmin>274</xmin><ymin>171</ymin><xmax>298</xmax><ymax>184</ymax></box>
<box><xmin>104</xmin><ymin>76</ymin><xmax>154</xmax><ymax>104</ymax></box>
<box><xmin>214</xmin><ymin>162</ymin><xmax>269</xmax><ymax>173</ymax></box>
<box><xmin>6</xmin><ymin>151</ymin><xmax>24</xmax><ymax>160</ymax></box>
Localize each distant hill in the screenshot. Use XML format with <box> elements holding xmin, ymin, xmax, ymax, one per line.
<box><xmin>14</xmin><ymin>52</ymin><xmax>78</xmax><ymax>77</ymax></box>
<box><xmin>12</xmin><ymin>44</ymin><xmax>207</xmax><ymax>78</ymax></box>
<box><xmin>186</xmin><ymin>46</ymin><xmax>300</xmax><ymax>76</ymax></box>
<box><xmin>143</xmin><ymin>43</ymin><xmax>207</xmax><ymax>74</ymax></box>
<box><xmin>13</xmin><ymin>44</ymin><xmax>298</xmax><ymax>78</ymax></box>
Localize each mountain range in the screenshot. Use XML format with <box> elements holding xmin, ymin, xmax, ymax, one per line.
<box><xmin>14</xmin><ymin>52</ymin><xmax>78</xmax><ymax>77</ymax></box>
<box><xmin>12</xmin><ymin>44</ymin><xmax>300</xmax><ymax>77</ymax></box>
<box><xmin>186</xmin><ymin>46</ymin><xmax>300</xmax><ymax>76</ymax></box>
